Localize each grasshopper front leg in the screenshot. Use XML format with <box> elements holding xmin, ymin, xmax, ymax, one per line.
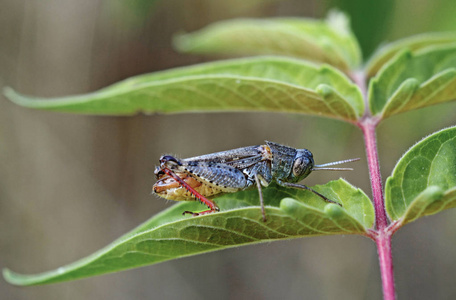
<box><xmin>276</xmin><ymin>179</ymin><xmax>342</xmax><ymax>207</ymax></box>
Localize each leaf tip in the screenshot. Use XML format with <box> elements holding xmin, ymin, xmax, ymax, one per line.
<box><xmin>3</xmin><ymin>87</ymin><xmax>31</xmax><ymax>107</ymax></box>
<box><xmin>326</xmin><ymin>9</ymin><xmax>351</xmax><ymax>36</ymax></box>
<box><xmin>172</xmin><ymin>32</ymin><xmax>191</xmax><ymax>52</ymax></box>
<box><xmin>3</xmin><ymin>86</ymin><xmax>17</xmax><ymax>100</ymax></box>
<box><xmin>3</xmin><ymin>268</ymin><xmax>24</xmax><ymax>286</ymax></box>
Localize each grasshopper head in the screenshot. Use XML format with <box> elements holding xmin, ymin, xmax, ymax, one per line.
<box><xmin>288</xmin><ymin>149</ymin><xmax>315</xmax><ymax>181</ymax></box>
<box><xmin>159</xmin><ymin>155</ymin><xmax>182</xmax><ymax>170</ymax></box>
<box><xmin>266</xmin><ymin>141</ymin><xmax>359</xmax><ymax>183</ymax></box>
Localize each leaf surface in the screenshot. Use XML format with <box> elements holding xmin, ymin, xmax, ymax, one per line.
<box><xmin>385</xmin><ymin>126</ymin><xmax>456</xmax><ymax>223</ymax></box>
<box><xmin>174</xmin><ymin>12</ymin><xmax>361</xmax><ymax>71</ymax></box>
<box><xmin>5</xmin><ymin>57</ymin><xmax>364</xmax><ymax>121</ymax></box>
<box><xmin>368</xmin><ymin>44</ymin><xmax>456</xmax><ymax>118</ymax></box>
<box><xmin>366</xmin><ymin>33</ymin><xmax>456</xmax><ymax>77</ymax></box>
<box><xmin>4</xmin><ymin>179</ymin><xmax>373</xmax><ymax>286</ymax></box>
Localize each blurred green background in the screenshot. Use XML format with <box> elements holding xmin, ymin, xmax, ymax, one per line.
<box><xmin>1</xmin><ymin>0</ymin><xmax>456</xmax><ymax>299</ymax></box>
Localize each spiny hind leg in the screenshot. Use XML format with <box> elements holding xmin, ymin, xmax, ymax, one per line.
<box><xmin>159</xmin><ymin>165</ymin><xmax>220</xmax><ymax>215</ymax></box>
<box><xmin>183</xmin><ymin>206</ymin><xmax>220</xmax><ymax>217</ymax></box>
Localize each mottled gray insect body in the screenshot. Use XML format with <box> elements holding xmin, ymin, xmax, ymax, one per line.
<box><xmin>174</xmin><ymin>160</ymin><xmax>248</xmax><ymax>193</ymax></box>
<box><xmin>154</xmin><ymin>141</ymin><xmax>358</xmax><ymax>221</ymax></box>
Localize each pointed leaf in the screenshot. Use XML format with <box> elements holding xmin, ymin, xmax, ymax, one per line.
<box><xmin>385</xmin><ymin>126</ymin><xmax>456</xmax><ymax>223</ymax></box>
<box><xmin>5</xmin><ymin>56</ymin><xmax>364</xmax><ymax>121</ymax></box>
<box><xmin>366</xmin><ymin>32</ymin><xmax>456</xmax><ymax>77</ymax></box>
<box><xmin>368</xmin><ymin>44</ymin><xmax>456</xmax><ymax>118</ymax></box>
<box><xmin>174</xmin><ymin>12</ymin><xmax>361</xmax><ymax>71</ymax></box>
<box><xmin>3</xmin><ymin>179</ymin><xmax>373</xmax><ymax>286</ymax></box>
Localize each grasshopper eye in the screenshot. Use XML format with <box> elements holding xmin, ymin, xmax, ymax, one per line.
<box><xmin>293</xmin><ymin>149</ymin><xmax>314</xmax><ymax>177</ymax></box>
<box><xmin>292</xmin><ymin>157</ymin><xmax>309</xmax><ymax>176</ymax></box>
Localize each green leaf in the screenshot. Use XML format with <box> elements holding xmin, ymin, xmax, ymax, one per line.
<box><xmin>368</xmin><ymin>44</ymin><xmax>456</xmax><ymax>118</ymax></box>
<box><xmin>400</xmin><ymin>186</ymin><xmax>456</xmax><ymax>226</ymax></box>
<box><xmin>3</xmin><ymin>179</ymin><xmax>373</xmax><ymax>286</ymax></box>
<box><xmin>366</xmin><ymin>32</ymin><xmax>456</xmax><ymax>77</ymax></box>
<box><xmin>174</xmin><ymin>12</ymin><xmax>362</xmax><ymax>71</ymax></box>
<box><xmin>385</xmin><ymin>126</ymin><xmax>456</xmax><ymax>223</ymax></box>
<box><xmin>5</xmin><ymin>56</ymin><xmax>364</xmax><ymax>121</ymax></box>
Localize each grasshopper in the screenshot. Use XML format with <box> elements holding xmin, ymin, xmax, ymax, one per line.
<box><xmin>153</xmin><ymin>141</ymin><xmax>358</xmax><ymax>221</ymax></box>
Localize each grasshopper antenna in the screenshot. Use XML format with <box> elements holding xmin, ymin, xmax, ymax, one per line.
<box><xmin>312</xmin><ymin>158</ymin><xmax>360</xmax><ymax>171</ymax></box>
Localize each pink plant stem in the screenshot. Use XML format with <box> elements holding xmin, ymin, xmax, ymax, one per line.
<box><xmin>360</xmin><ymin>119</ymin><xmax>388</xmax><ymax>230</ymax></box>
<box><xmin>352</xmin><ymin>70</ymin><xmax>395</xmax><ymax>300</ymax></box>
<box><xmin>376</xmin><ymin>232</ymin><xmax>395</xmax><ymax>300</ymax></box>
<box><xmin>360</xmin><ymin>119</ymin><xmax>396</xmax><ymax>300</ymax></box>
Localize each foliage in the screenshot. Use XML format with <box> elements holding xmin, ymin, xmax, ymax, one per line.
<box><xmin>3</xmin><ymin>12</ymin><xmax>456</xmax><ymax>297</ymax></box>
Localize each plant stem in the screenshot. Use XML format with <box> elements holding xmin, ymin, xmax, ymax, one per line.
<box><xmin>376</xmin><ymin>232</ymin><xmax>395</xmax><ymax>300</ymax></box>
<box><xmin>360</xmin><ymin>118</ymin><xmax>388</xmax><ymax>230</ymax></box>
<box><xmin>353</xmin><ymin>70</ymin><xmax>396</xmax><ymax>300</ymax></box>
<box><xmin>359</xmin><ymin>119</ymin><xmax>396</xmax><ymax>300</ymax></box>
<box><xmin>358</xmin><ymin>117</ymin><xmax>396</xmax><ymax>300</ymax></box>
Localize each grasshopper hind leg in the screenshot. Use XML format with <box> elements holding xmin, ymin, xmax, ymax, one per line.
<box><xmin>183</xmin><ymin>206</ymin><xmax>220</xmax><ymax>217</ymax></box>
<box><xmin>160</xmin><ymin>166</ymin><xmax>221</xmax><ymax>216</ymax></box>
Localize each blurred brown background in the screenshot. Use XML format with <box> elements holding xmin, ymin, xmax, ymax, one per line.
<box><xmin>1</xmin><ymin>0</ymin><xmax>456</xmax><ymax>299</ymax></box>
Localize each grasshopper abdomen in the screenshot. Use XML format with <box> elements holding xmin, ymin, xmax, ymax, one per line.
<box><xmin>178</xmin><ymin>161</ymin><xmax>248</xmax><ymax>192</ymax></box>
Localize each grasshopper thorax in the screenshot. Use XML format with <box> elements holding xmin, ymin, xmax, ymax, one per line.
<box><xmin>266</xmin><ymin>141</ymin><xmax>314</xmax><ymax>183</ymax></box>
